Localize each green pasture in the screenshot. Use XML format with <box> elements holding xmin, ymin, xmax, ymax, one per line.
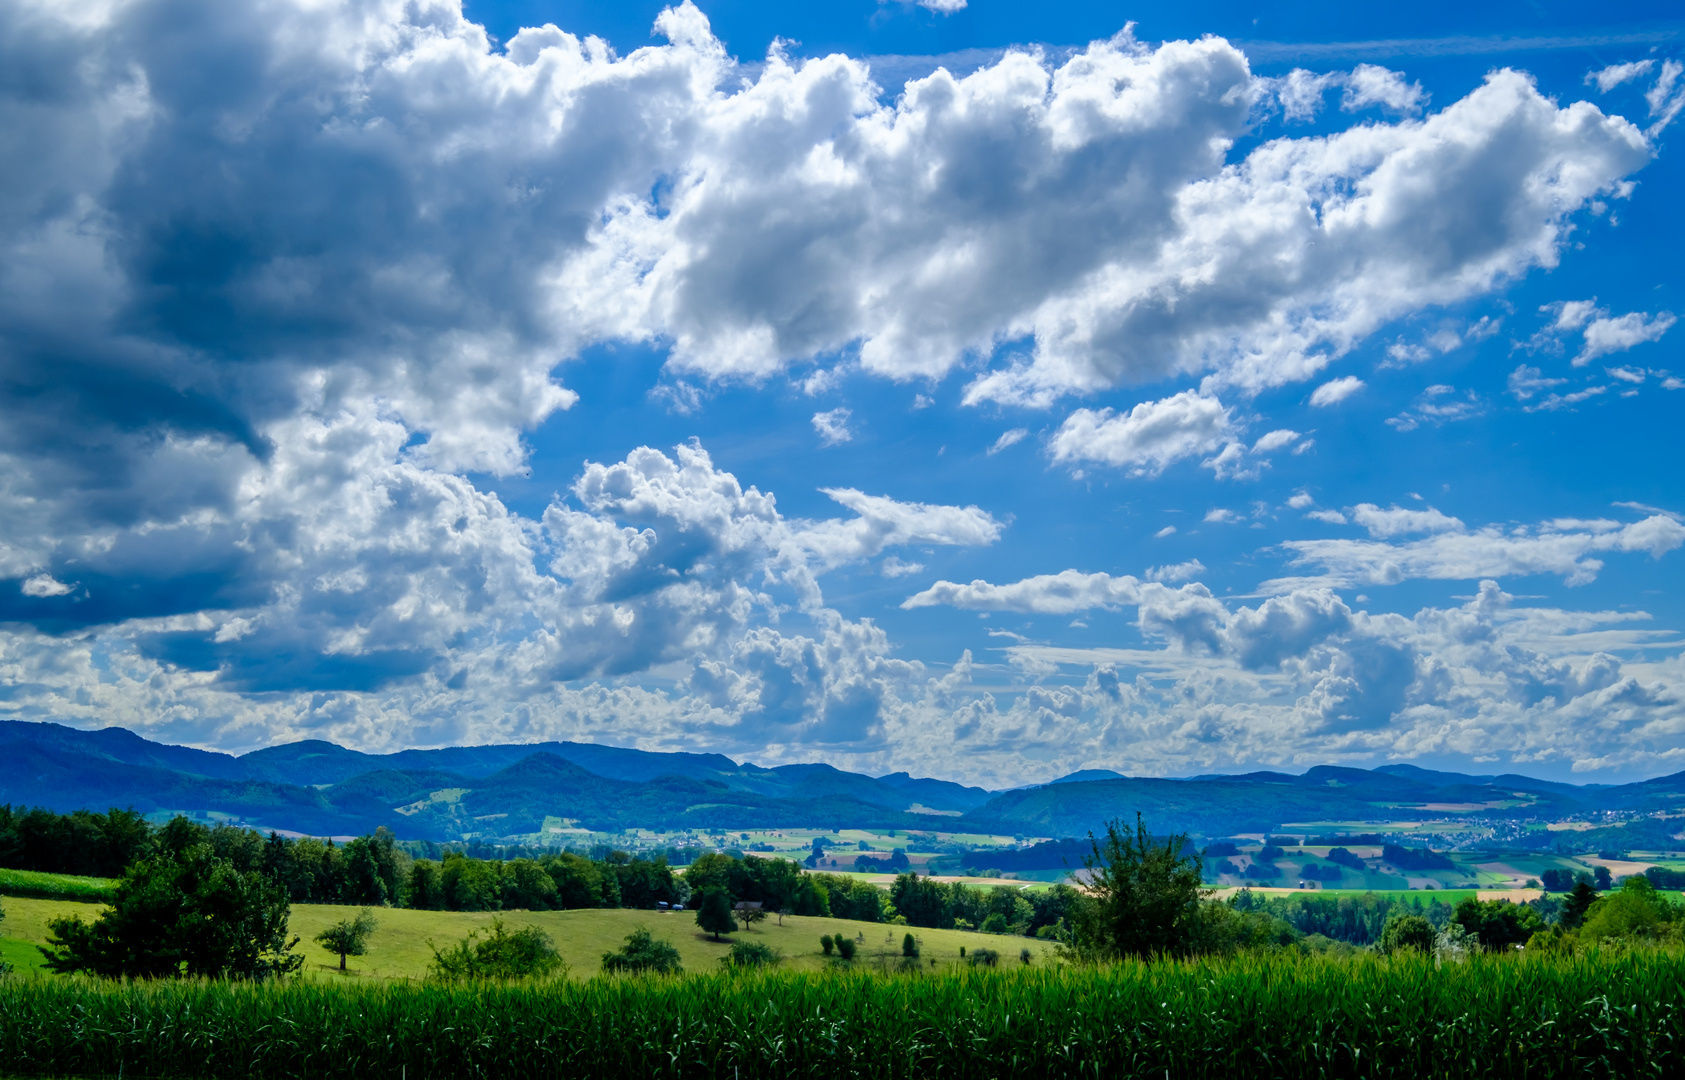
<box><xmin>0</xmin><ymin>897</ymin><xmax>1056</xmax><ymax>980</ymax></box>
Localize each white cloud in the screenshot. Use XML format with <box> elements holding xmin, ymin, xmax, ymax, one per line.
<box><xmin>1153</xmin><ymin>525</ymin><xmax>1177</xmax><ymax>538</ymax></box>
<box><xmin>1204</xmin><ymin>508</ymin><xmax>1240</xmax><ymax>524</ymax></box>
<box><xmin>812</xmin><ymin>408</ymin><xmax>854</xmax><ymax>445</ymax></box>
<box><xmin>1287</xmin><ymin>492</ymin><xmax>1314</xmax><ymax>510</ymax></box>
<box><xmin>1310</xmin><ymin>376</ymin><xmax>1365</xmax><ymax>407</ymax></box>
<box><xmin>1507</xmin><ymin>364</ymin><xmax>1566</xmax><ymax>401</ymax></box>
<box><xmin>1275</xmin><ymin>513</ymin><xmax>1685</xmax><ymax>589</ymax></box>
<box><xmin>1270</xmin><ymin>64</ymin><xmax>1426</xmax><ymax>122</ymax></box>
<box><xmin>880</xmin><ymin>556</ymin><xmax>925</xmax><ymax>578</ymax></box>
<box><xmin>903</xmin><ymin>570</ymin><xmax>1147</xmax><ymax>613</ymax></box>
<box><xmin>1145</xmin><ymin>558</ymin><xmax>1206</xmax><ymax>583</ymax></box>
<box><xmin>1349</xmin><ymin>503</ymin><xmax>1464</xmax><ymax>538</ymax></box>
<box><xmin>915</xmin><ymin>0</ymin><xmax>968</xmax><ymax>11</ymax></box>
<box><xmin>1573</xmin><ymin>310</ymin><xmax>1676</xmax><ymax>366</ymax></box>
<box><xmin>1307</xmin><ymin>509</ymin><xmax>1348</xmax><ymax>524</ymax></box>
<box><xmin>1049</xmin><ymin>391</ymin><xmax>1233</xmax><ymax>475</ymax></box>
<box><xmin>987</xmin><ymin>428</ymin><xmax>1029</xmax><ymax>455</ymax></box>
<box><xmin>795</xmin><ymin>488</ymin><xmax>1004</xmax><ymax>568</ymax></box>
<box><xmin>20</xmin><ymin>575</ymin><xmax>74</xmax><ymax>598</ymax></box>
<box><xmin>1587</xmin><ymin>60</ymin><xmax>1653</xmax><ymax>93</ymax></box>
<box><xmin>1646</xmin><ymin>60</ymin><xmax>1684</xmax><ymax>136</ymax></box>
<box><xmin>1252</xmin><ymin>429</ymin><xmax>1301</xmax><ymax>453</ymax></box>
<box><xmin>1387</xmin><ymin>385</ymin><xmax>1483</xmax><ymax>431</ymax></box>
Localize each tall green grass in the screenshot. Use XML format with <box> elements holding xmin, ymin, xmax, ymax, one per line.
<box><xmin>2</xmin><ymin>949</ymin><xmax>1683</xmax><ymax>1078</ymax></box>
<box><xmin>0</xmin><ymin>868</ymin><xmax>115</xmax><ymax>903</ymax></box>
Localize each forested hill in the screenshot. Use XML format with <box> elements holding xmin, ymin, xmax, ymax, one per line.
<box><xmin>4</xmin><ymin>720</ymin><xmax>1685</xmax><ymax>845</ymax></box>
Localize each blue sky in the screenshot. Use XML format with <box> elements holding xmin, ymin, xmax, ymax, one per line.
<box><xmin>0</xmin><ymin>0</ymin><xmax>1681</xmax><ymax>784</ymax></box>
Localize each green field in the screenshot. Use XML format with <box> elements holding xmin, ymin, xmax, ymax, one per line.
<box><xmin>0</xmin><ymin>868</ymin><xmax>115</xmax><ymax>903</ymax></box>
<box><xmin>0</xmin><ymin>896</ymin><xmax>1056</xmax><ymax>980</ymax></box>
<box><xmin>3</xmin><ymin>950</ymin><xmax>1684</xmax><ymax>1078</ymax></box>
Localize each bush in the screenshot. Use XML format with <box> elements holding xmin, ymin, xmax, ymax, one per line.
<box><xmin>979</xmin><ymin>913</ymin><xmax>1009</xmax><ymax>934</ymax></box>
<box><xmin>720</xmin><ymin>940</ymin><xmax>782</xmax><ymax>970</ymax></box>
<box><xmin>968</xmin><ymin>947</ymin><xmax>1000</xmax><ymax>967</ymax></box>
<box><xmin>428</xmin><ymin>919</ymin><xmax>564</xmax><ymax>981</ymax></box>
<box><xmin>901</xmin><ymin>932</ymin><xmax>919</xmax><ymax>958</ymax></box>
<box><xmin>1019</xmin><ymin>947</ymin><xmax>1033</xmax><ymax>964</ymax></box>
<box><xmin>834</xmin><ymin>936</ymin><xmax>856</xmax><ymax>960</ymax></box>
<box><xmin>1452</xmin><ymin>899</ymin><xmax>1543</xmax><ymax>952</ymax></box>
<box><xmin>600</xmin><ymin>928</ymin><xmax>682</xmax><ymax>975</ymax></box>
<box><xmin>819</xmin><ymin>934</ymin><xmax>834</xmax><ymax>955</ymax></box>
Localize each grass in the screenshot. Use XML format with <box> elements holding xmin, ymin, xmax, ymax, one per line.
<box><xmin>0</xmin><ymin>868</ymin><xmax>116</xmax><ymax>903</ymax></box>
<box><xmin>3</xmin><ymin>949</ymin><xmax>1685</xmax><ymax>1078</ymax></box>
<box><xmin>0</xmin><ymin>898</ymin><xmax>1057</xmax><ymax>981</ymax></box>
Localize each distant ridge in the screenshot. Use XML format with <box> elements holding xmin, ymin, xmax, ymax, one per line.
<box><xmin>3</xmin><ymin>720</ymin><xmax>1683</xmax><ymax>847</ymax></box>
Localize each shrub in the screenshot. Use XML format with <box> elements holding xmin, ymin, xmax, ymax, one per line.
<box><xmin>834</xmin><ymin>936</ymin><xmax>856</xmax><ymax>960</ymax></box>
<box><xmin>979</xmin><ymin>913</ymin><xmax>1009</xmax><ymax>935</ymax></box>
<box><xmin>968</xmin><ymin>947</ymin><xmax>1000</xmax><ymax>967</ymax></box>
<box><xmin>902</xmin><ymin>932</ymin><xmax>919</xmax><ymax>958</ymax></box>
<box><xmin>819</xmin><ymin>934</ymin><xmax>834</xmax><ymax>955</ymax></box>
<box><xmin>1019</xmin><ymin>947</ymin><xmax>1033</xmax><ymax>964</ymax></box>
<box><xmin>1452</xmin><ymin>899</ymin><xmax>1544</xmax><ymax>952</ymax></box>
<box><xmin>720</xmin><ymin>940</ymin><xmax>781</xmax><ymax>970</ymax></box>
<box><xmin>600</xmin><ymin>928</ymin><xmax>682</xmax><ymax>975</ymax></box>
<box><xmin>428</xmin><ymin>919</ymin><xmax>565</xmax><ymax>981</ymax></box>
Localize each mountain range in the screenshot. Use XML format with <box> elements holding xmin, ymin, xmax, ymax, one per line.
<box><xmin>4</xmin><ymin>720</ymin><xmax>1684</xmax><ymax>847</ymax></box>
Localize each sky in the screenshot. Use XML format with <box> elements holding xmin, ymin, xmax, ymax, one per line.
<box><xmin>0</xmin><ymin>0</ymin><xmax>1682</xmax><ymax>786</ymax></box>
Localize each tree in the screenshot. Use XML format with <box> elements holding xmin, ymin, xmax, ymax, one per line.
<box><xmin>40</xmin><ymin>844</ymin><xmax>301</xmax><ymax>979</ymax></box>
<box><xmin>736</xmin><ymin>904</ymin><xmax>767</xmax><ymax>931</ymax></box>
<box><xmin>1380</xmin><ymin>913</ymin><xmax>1435</xmax><ymax>954</ymax></box>
<box><xmin>314</xmin><ymin>909</ymin><xmax>377</xmax><ymax>972</ymax></box>
<box><xmin>1560</xmin><ymin>880</ymin><xmax>1599</xmax><ymax>930</ymax></box>
<box><xmin>601</xmin><ymin>927</ymin><xmax>683</xmax><ymax>974</ymax></box>
<box><xmin>902</xmin><ymin>932</ymin><xmax>919</xmax><ymax>958</ymax></box>
<box><xmin>1593</xmin><ymin>865</ymin><xmax>1614</xmax><ymax>891</ymax></box>
<box><xmin>1540</xmin><ymin>868</ymin><xmax>1575</xmax><ymax>892</ymax></box>
<box><xmin>1072</xmin><ymin>813</ymin><xmax>1208</xmax><ymax>961</ymax></box>
<box><xmin>1451</xmin><ymin>898</ymin><xmax>1543</xmax><ymax>951</ymax></box>
<box><xmin>696</xmin><ymin>887</ymin><xmax>736</xmax><ymax>941</ymax></box>
<box><xmin>427</xmin><ymin>918</ymin><xmax>564</xmax><ymax>981</ymax></box>
<box><xmin>1580</xmin><ymin>876</ymin><xmax>1678</xmax><ymax>941</ymax></box>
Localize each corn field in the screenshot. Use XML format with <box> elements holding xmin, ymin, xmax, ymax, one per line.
<box><xmin>1</xmin><ymin>949</ymin><xmax>1681</xmax><ymax>1079</ymax></box>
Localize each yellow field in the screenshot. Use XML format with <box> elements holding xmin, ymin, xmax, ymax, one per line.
<box><xmin>0</xmin><ymin>897</ymin><xmax>1056</xmax><ymax>980</ymax></box>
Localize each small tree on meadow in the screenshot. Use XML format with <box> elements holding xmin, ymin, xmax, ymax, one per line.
<box><xmin>696</xmin><ymin>887</ymin><xmax>736</xmax><ymax>941</ymax></box>
<box><xmin>315</xmin><ymin>909</ymin><xmax>378</xmax><ymax>972</ymax></box>
<box><xmin>737</xmin><ymin>904</ymin><xmax>768</xmax><ymax>932</ymax></box>
<box><xmin>902</xmin><ymin>932</ymin><xmax>919</xmax><ymax>958</ymax></box>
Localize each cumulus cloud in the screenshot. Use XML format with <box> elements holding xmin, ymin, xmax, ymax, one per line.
<box><xmin>902</xmin><ymin>569</ymin><xmax>1146</xmax><ymax>614</ymax></box>
<box><xmin>1574</xmin><ymin>310</ymin><xmax>1676</xmax><ymax>366</ymax></box>
<box><xmin>1049</xmin><ymin>392</ymin><xmax>1233</xmax><ymax>475</ymax></box>
<box><xmin>1144</xmin><ymin>559</ymin><xmax>1206</xmax><ymax>583</ymax></box>
<box><xmin>1271</xmin><ymin>64</ymin><xmax>1426</xmax><ymax>122</ymax></box>
<box><xmin>812</xmin><ymin>408</ymin><xmax>854</xmax><ymax>445</ymax></box>
<box><xmin>1274</xmin><ymin>513</ymin><xmax>1685</xmax><ymax>589</ymax></box>
<box><xmin>1310</xmin><ymin>376</ymin><xmax>1365</xmax><ymax>407</ymax></box>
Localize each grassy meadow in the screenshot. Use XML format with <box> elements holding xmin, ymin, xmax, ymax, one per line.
<box><xmin>4</xmin><ymin>949</ymin><xmax>1685</xmax><ymax>1078</ymax></box>
<box><xmin>0</xmin><ymin>867</ymin><xmax>115</xmax><ymax>903</ymax></box>
<box><xmin>1</xmin><ymin>896</ymin><xmax>1056</xmax><ymax>980</ymax></box>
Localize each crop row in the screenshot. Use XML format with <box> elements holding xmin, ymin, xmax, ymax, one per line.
<box><xmin>2</xmin><ymin>949</ymin><xmax>1683</xmax><ymax>1079</ymax></box>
